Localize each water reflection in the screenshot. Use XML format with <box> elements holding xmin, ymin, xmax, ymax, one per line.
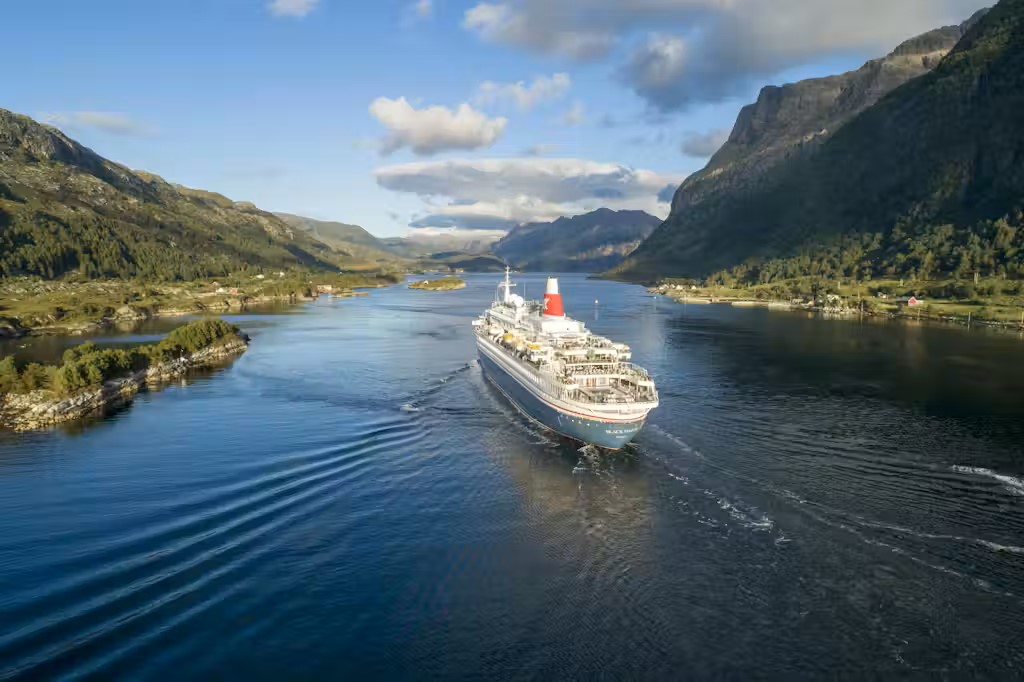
<box><xmin>484</xmin><ymin>409</ymin><xmax>651</xmax><ymax>522</ymax></box>
<box><xmin>0</xmin><ymin>304</ymin><xmax>303</xmax><ymax>364</ymax></box>
<box><xmin>665</xmin><ymin>306</ymin><xmax>1024</xmax><ymax>419</ymax></box>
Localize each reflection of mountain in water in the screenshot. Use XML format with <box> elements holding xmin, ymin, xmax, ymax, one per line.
<box><xmin>665</xmin><ymin>307</ymin><xmax>1024</xmax><ymax>420</ymax></box>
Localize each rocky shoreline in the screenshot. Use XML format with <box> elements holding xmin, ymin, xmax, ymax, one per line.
<box><xmin>0</xmin><ymin>275</ymin><xmax>400</xmax><ymax>338</ymax></box>
<box><xmin>0</xmin><ymin>335</ymin><xmax>249</xmax><ymax>432</ymax></box>
<box><xmin>652</xmin><ymin>288</ymin><xmax>1024</xmax><ymax>331</ymax></box>
<box><xmin>0</xmin><ymin>294</ymin><xmax>313</xmax><ymax>339</ymax></box>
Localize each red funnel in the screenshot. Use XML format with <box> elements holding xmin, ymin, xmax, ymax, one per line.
<box><xmin>543</xmin><ymin>278</ymin><xmax>565</xmax><ymax>318</ymax></box>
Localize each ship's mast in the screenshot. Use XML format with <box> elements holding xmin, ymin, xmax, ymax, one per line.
<box><xmin>499</xmin><ymin>265</ymin><xmax>516</xmax><ymax>303</ymax></box>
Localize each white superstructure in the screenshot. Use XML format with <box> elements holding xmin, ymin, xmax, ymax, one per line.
<box><xmin>473</xmin><ymin>269</ymin><xmax>658</xmax><ymax>442</ymax></box>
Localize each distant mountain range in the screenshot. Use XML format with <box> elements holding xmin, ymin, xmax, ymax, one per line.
<box><xmin>614</xmin><ymin>4</ymin><xmax>1024</xmax><ymax>284</ymax></box>
<box><xmin>495</xmin><ymin>208</ymin><xmax>661</xmax><ymax>272</ymax></box>
<box><xmin>379</xmin><ymin>231</ymin><xmax>499</xmax><ymax>259</ymax></box>
<box><xmin>0</xmin><ymin>109</ymin><xmax>350</xmax><ymax>280</ymax></box>
<box><xmin>0</xmin><ymin>107</ymin><xmax>667</xmax><ymax>280</ymax></box>
<box><xmin>274</xmin><ymin>213</ymin><xmax>398</xmax><ymax>264</ymax></box>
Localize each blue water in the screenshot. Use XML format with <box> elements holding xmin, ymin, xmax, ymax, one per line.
<box><xmin>1</xmin><ymin>274</ymin><xmax>1023</xmax><ymax>679</ymax></box>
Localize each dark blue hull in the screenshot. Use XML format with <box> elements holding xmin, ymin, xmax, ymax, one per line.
<box><xmin>478</xmin><ymin>353</ymin><xmax>644</xmax><ymax>449</ymax></box>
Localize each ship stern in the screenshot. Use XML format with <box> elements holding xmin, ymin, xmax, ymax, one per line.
<box><xmin>553</xmin><ymin>412</ymin><xmax>646</xmax><ymax>450</ymax></box>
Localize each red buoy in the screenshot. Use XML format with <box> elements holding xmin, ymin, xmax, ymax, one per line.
<box><xmin>542</xmin><ymin>278</ymin><xmax>565</xmax><ymax>318</ymax></box>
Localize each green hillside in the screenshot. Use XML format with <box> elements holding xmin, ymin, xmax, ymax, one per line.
<box><xmin>0</xmin><ymin>109</ymin><xmax>343</xmax><ymax>280</ymax></box>
<box><xmin>273</xmin><ymin>213</ymin><xmax>401</xmax><ymax>266</ymax></box>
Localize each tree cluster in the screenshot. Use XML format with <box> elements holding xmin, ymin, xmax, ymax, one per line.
<box><xmin>704</xmin><ymin>213</ymin><xmax>1024</xmax><ymax>289</ymax></box>
<box><xmin>0</xmin><ymin>318</ymin><xmax>240</xmax><ymax>397</ymax></box>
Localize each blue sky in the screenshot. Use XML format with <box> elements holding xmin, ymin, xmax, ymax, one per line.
<box><xmin>4</xmin><ymin>0</ymin><xmax>986</xmax><ymax>237</ymax></box>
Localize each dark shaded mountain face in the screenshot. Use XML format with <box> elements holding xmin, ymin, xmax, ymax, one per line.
<box><xmin>495</xmin><ymin>208</ymin><xmax>661</xmax><ymax>272</ymax></box>
<box><xmin>616</xmin><ymin>8</ymin><xmax>1001</xmax><ymax>280</ymax></box>
<box><xmin>431</xmin><ymin>253</ymin><xmax>507</xmax><ymax>272</ymax></box>
<box><xmin>0</xmin><ymin>109</ymin><xmax>341</xmax><ymax>280</ymax></box>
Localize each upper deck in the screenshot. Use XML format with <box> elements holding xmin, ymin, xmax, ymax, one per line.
<box><xmin>475</xmin><ymin>271</ymin><xmax>657</xmax><ymax>407</ymax></box>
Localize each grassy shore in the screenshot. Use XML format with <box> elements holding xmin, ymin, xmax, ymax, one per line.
<box><xmin>0</xmin><ymin>271</ymin><xmax>402</xmax><ymax>336</ymax></box>
<box><xmin>654</xmin><ymin>276</ymin><xmax>1024</xmax><ymax>329</ymax></box>
<box><xmin>408</xmin><ymin>278</ymin><xmax>466</xmax><ymax>291</ymax></box>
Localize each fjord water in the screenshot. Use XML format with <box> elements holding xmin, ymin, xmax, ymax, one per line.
<box><xmin>1</xmin><ymin>275</ymin><xmax>1023</xmax><ymax>679</ymax></box>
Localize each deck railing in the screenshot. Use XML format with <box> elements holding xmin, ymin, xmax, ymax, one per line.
<box><xmin>484</xmin><ymin>333</ymin><xmax>657</xmax><ymax>407</ymax></box>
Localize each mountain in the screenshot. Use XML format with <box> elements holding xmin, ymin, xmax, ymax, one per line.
<box><xmin>274</xmin><ymin>213</ymin><xmax>399</xmax><ymax>264</ymax></box>
<box><xmin>380</xmin><ymin>232</ymin><xmax>501</xmax><ymax>259</ymax></box>
<box><xmin>616</xmin><ymin>8</ymin><xmax>1003</xmax><ymax>281</ymax></box>
<box><xmin>495</xmin><ymin>208</ymin><xmax>661</xmax><ymax>272</ymax></box>
<box><xmin>429</xmin><ymin>252</ymin><xmax>507</xmax><ymax>272</ymax></box>
<box><xmin>0</xmin><ymin>109</ymin><xmax>343</xmax><ymax>280</ymax></box>
<box><xmin>275</xmin><ymin>213</ymin><xmax>382</xmax><ymax>249</ymax></box>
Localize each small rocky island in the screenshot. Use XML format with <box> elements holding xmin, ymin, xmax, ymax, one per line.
<box><xmin>0</xmin><ymin>318</ymin><xmax>249</xmax><ymax>431</ymax></box>
<box><xmin>409</xmin><ymin>278</ymin><xmax>466</xmax><ymax>291</ymax></box>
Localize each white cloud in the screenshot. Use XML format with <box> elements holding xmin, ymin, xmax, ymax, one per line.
<box><xmin>463</xmin><ymin>2</ymin><xmax>616</xmax><ymax>59</ymax></box>
<box><xmin>40</xmin><ymin>111</ymin><xmax>153</xmax><ymax>137</ymax></box>
<box><xmin>268</xmin><ymin>0</ymin><xmax>319</xmax><ymax>18</ymax></box>
<box><xmin>681</xmin><ymin>128</ymin><xmax>730</xmax><ymax>157</ymax></box>
<box><xmin>463</xmin><ymin>0</ymin><xmax>988</xmax><ymax>110</ymax></box>
<box><xmin>369</xmin><ymin>97</ymin><xmax>508</xmax><ymax>156</ymax></box>
<box><xmin>407</xmin><ymin>227</ymin><xmax>509</xmax><ymax>242</ymax></box>
<box><xmin>414</xmin><ymin>0</ymin><xmax>432</xmax><ymax>17</ymax></box>
<box><xmin>375</xmin><ymin>157</ymin><xmax>684</xmax><ymax>229</ymax></box>
<box><xmin>475</xmin><ymin>73</ymin><xmax>571</xmax><ymax>111</ymax></box>
<box><xmin>561</xmin><ymin>101</ymin><xmax>586</xmax><ymax>126</ymax></box>
<box><xmin>623</xmin><ymin>34</ymin><xmax>689</xmax><ymax>109</ymax></box>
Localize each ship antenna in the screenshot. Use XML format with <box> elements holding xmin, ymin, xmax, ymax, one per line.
<box><xmin>502</xmin><ymin>265</ymin><xmax>514</xmax><ymax>303</ymax></box>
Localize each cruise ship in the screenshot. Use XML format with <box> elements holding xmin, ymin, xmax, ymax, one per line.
<box><xmin>474</xmin><ymin>269</ymin><xmax>659</xmax><ymax>449</ymax></box>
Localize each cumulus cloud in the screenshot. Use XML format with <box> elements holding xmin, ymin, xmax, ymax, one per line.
<box><xmin>40</xmin><ymin>111</ymin><xmax>154</xmax><ymax>137</ymax></box>
<box><xmin>681</xmin><ymin>128</ymin><xmax>730</xmax><ymax>157</ymax></box>
<box><xmin>375</xmin><ymin>157</ymin><xmax>684</xmax><ymax>230</ymax></box>
<box><xmin>463</xmin><ymin>0</ymin><xmax>987</xmax><ymax>110</ymax></box>
<box><xmin>409</xmin><ymin>212</ymin><xmax>519</xmax><ymax>230</ymax></box>
<box><xmin>657</xmin><ymin>184</ymin><xmax>677</xmax><ymax>203</ymax></box>
<box><xmin>268</xmin><ymin>0</ymin><xmax>319</xmax><ymax>18</ymax></box>
<box><xmin>622</xmin><ymin>34</ymin><xmax>695</xmax><ymax>111</ymax></box>
<box><xmin>475</xmin><ymin>73</ymin><xmax>571</xmax><ymax>111</ymax></box>
<box><xmin>463</xmin><ymin>2</ymin><xmax>616</xmax><ymax>59</ymax></box>
<box><xmin>369</xmin><ymin>97</ymin><xmax>507</xmax><ymax>155</ymax></box>
<box><xmin>407</xmin><ymin>228</ymin><xmax>510</xmax><ymax>244</ymax></box>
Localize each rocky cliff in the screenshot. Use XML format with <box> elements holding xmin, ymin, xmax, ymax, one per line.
<box><xmin>617</xmin><ymin>9</ymin><xmax>995</xmax><ymax>280</ymax></box>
